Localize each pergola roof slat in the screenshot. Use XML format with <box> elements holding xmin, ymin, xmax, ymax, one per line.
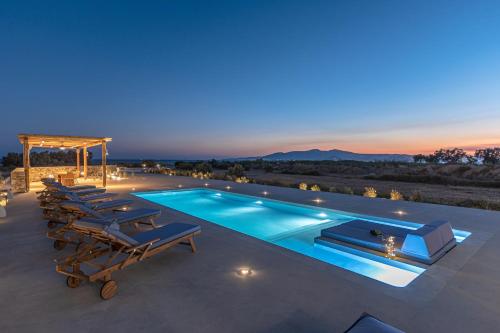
<box><xmin>18</xmin><ymin>134</ymin><xmax>112</xmax><ymax>149</ymax></box>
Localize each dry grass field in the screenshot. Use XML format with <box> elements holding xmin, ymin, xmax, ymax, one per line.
<box><xmin>242</xmin><ymin>169</ymin><xmax>500</xmax><ymax>210</ymax></box>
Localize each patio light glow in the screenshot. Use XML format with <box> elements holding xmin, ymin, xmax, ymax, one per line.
<box><xmin>313</xmin><ymin>198</ymin><xmax>323</xmax><ymax>204</ymax></box>
<box><xmin>225</xmin><ymin>186</ymin><xmax>231</xmax><ymax>190</ymax></box>
<box><xmin>237</xmin><ymin>267</ymin><xmax>252</xmax><ymax>277</ymax></box>
<box><xmin>394</xmin><ymin>210</ymin><xmax>407</xmax><ymax>216</ymax></box>
<box><xmin>262</xmin><ymin>191</ymin><xmax>268</xmax><ymax>196</ymax></box>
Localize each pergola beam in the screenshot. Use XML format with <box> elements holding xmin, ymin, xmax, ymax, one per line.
<box><xmin>102</xmin><ymin>141</ymin><xmax>107</xmax><ymax>187</ymax></box>
<box><xmin>83</xmin><ymin>146</ymin><xmax>88</xmax><ymax>178</ymax></box>
<box><xmin>23</xmin><ymin>140</ymin><xmax>31</xmax><ymax>192</ymax></box>
<box><xmin>76</xmin><ymin>148</ymin><xmax>80</xmax><ymax>175</ymax></box>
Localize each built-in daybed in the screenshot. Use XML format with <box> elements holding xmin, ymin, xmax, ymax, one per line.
<box><xmin>315</xmin><ymin>219</ymin><xmax>456</xmax><ymax>265</ymax></box>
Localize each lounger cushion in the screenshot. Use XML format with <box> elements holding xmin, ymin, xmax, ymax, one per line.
<box><xmin>344</xmin><ymin>313</ymin><xmax>405</xmax><ymax>333</ymax></box>
<box><xmin>106</xmin><ymin>208</ymin><xmax>161</xmax><ymax>224</ymax></box>
<box><xmin>73</xmin><ymin>218</ymin><xmax>109</xmax><ymax>231</ymax></box>
<box><xmin>75</xmin><ymin>192</ymin><xmax>117</xmax><ymax>202</ymax></box>
<box><xmin>93</xmin><ymin>199</ymin><xmax>133</xmax><ymax>211</ymax></box>
<box><xmin>59</xmin><ymin>201</ymin><xmax>106</xmax><ymax>219</ymax></box>
<box><xmin>132</xmin><ymin>223</ymin><xmax>201</xmax><ymax>248</ymax></box>
<box><xmin>105</xmin><ymin>223</ymin><xmax>140</xmax><ymax>246</ymax></box>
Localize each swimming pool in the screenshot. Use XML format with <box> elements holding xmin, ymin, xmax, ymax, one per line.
<box><xmin>134</xmin><ymin>188</ymin><xmax>470</xmax><ymax>287</ymax></box>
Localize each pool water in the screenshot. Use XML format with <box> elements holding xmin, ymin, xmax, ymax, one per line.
<box><xmin>134</xmin><ymin>189</ymin><xmax>469</xmax><ymax>287</ymax></box>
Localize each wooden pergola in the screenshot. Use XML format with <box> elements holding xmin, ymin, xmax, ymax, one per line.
<box><xmin>17</xmin><ymin>134</ymin><xmax>112</xmax><ymax>192</ymax></box>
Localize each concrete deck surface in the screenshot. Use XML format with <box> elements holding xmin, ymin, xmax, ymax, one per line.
<box><xmin>1</xmin><ymin>174</ymin><xmax>499</xmax><ymax>333</ymax></box>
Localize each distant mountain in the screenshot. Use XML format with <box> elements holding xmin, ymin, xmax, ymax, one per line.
<box><xmin>243</xmin><ymin>149</ymin><xmax>413</xmax><ymax>162</ymax></box>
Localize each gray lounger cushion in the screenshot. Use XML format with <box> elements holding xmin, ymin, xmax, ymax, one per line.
<box><xmin>60</xmin><ymin>187</ymin><xmax>107</xmax><ymax>196</ymax></box>
<box><xmin>42</xmin><ymin>179</ymin><xmax>96</xmax><ymax>191</ymax></box>
<box><xmin>131</xmin><ymin>223</ymin><xmax>201</xmax><ymax>248</ymax></box>
<box><xmin>93</xmin><ymin>199</ymin><xmax>133</xmax><ymax>211</ymax></box>
<box><xmin>60</xmin><ymin>199</ymin><xmax>132</xmax><ymax>212</ymax></box>
<box><xmin>344</xmin><ymin>313</ymin><xmax>405</xmax><ymax>333</ymax></box>
<box><xmin>59</xmin><ymin>202</ymin><xmax>160</xmax><ymax>224</ymax></box>
<box><xmin>67</xmin><ymin>192</ymin><xmax>117</xmax><ymax>202</ymax></box>
<box><xmin>73</xmin><ymin>218</ymin><xmax>110</xmax><ymax>231</ymax></box>
<box><xmin>107</xmin><ymin>208</ymin><xmax>161</xmax><ymax>224</ymax></box>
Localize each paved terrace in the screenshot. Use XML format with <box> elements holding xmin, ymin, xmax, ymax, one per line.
<box><xmin>1</xmin><ymin>174</ymin><xmax>500</xmax><ymax>332</ymax></box>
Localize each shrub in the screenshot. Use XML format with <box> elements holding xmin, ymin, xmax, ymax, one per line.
<box><xmin>310</xmin><ymin>184</ymin><xmax>321</xmax><ymax>191</ymax></box>
<box><xmin>329</xmin><ymin>186</ymin><xmax>337</xmax><ymax>193</ymax></box>
<box><xmin>363</xmin><ymin>187</ymin><xmax>377</xmax><ymax>198</ymax></box>
<box><xmin>409</xmin><ymin>191</ymin><xmax>423</xmax><ymax>202</ymax></box>
<box><xmin>341</xmin><ymin>186</ymin><xmax>354</xmax><ymax>195</ymax></box>
<box><xmin>235</xmin><ymin>176</ymin><xmax>250</xmax><ymax>183</ymax></box>
<box><xmin>227</xmin><ymin>164</ymin><xmax>245</xmax><ymax>178</ymax></box>
<box><xmin>299</xmin><ymin>182</ymin><xmax>308</xmax><ymax>190</ymax></box>
<box><xmin>390</xmin><ymin>189</ymin><xmax>403</xmax><ymax>201</ymax></box>
<box><xmin>194</xmin><ymin>162</ymin><xmax>213</xmax><ymax>174</ymax></box>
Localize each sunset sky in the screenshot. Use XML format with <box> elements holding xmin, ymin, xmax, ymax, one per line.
<box><xmin>1</xmin><ymin>0</ymin><xmax>500</xmax><ymax>159</ymax></box>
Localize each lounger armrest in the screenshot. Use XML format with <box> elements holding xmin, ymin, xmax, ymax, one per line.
<box><xmin>125</xmin><ymin>238</ymin><xmax>161</xmax><ymax>253</ymax></box>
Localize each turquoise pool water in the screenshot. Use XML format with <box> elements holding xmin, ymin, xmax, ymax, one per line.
<box><xmin>134</xmin><ymin>188</ymin><xmax>470</xmax><ymax>287</ymax></box>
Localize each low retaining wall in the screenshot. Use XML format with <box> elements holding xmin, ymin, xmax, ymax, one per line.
<box><xmin>10</xmin><ymin>165</ymin><xmax>118</xmax><ymax>192</ymax></box>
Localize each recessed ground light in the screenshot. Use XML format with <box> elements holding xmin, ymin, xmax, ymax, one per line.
<box><xmin>131</xmin><ymin>188</ymin><xmax>136</xmax><ymax>191</ymax></box>
<box><xmin>204</xmin><ymin>183</ymin><xmax>209</xmax><ymax>187</ymax></box>
<box><xmin>262</xmin><ymin>191</ymin><xmax>269</xmax><ymax>196</ymax></box>
<box><xmin>313</xmin><ymin>198</ymin><xmax>323</xmax><ymax>204</ymax></box>
<box><xmin>237</xmin><ymin>267</ymin><xmax>253</xmax><ymax>277</ymax></box>
<box><xmin>225</xmin><ymin>186</ymin><xmax>231</xmax><ymax>190</ymax></box>
<box><xmin>394</xmin><ymin>210</ymin><xmax>407</xmax><ymax>216</ymax></box>
<box><xmin>178</xmin><ymin>185</ymin><xmax>183</xmax><ymax>188</ymax></box>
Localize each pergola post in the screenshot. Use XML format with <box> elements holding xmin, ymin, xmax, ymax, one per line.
<box><xmin>83</xmin><ymin>145</ymin><xmax>88</xmax><ymax>178</ymax></box>
<box><xmin>101</xmin><ymin>141</ymin><xmax>107</xmax><ymax>187</ymax></box>
<box><xmin>23</xmin><ymin>139</ymin><xmax>31</xmax><ymax>192</ymax></box>
<box><xmin>76</xmin><ymin>148</ymin><xmax>80</xmax><ymax>175</ymax></box>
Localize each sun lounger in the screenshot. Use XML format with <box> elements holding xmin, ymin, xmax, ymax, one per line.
<box><xmin>317</xmin><ymin>219</ymin><xmax>456</xmax><ymax>264</ymax></box>
<box><xmin>42</xmin><ymin>198</ymin><xmax>134</xmax><ymax>228</ymax></box>
<box><xmin>38</xmin><ymin>188</ymin><xmax>117</xmax><ymax>207</ymax></box>
<box><xmin>41</xmin><ymin>178</ymin><xmax>96</xmax><ymax>191</ymax></box>
<box><xmin>47</xmin><ymin>202</ymin><xmax>161</xmax><ymax>250</ymax></box>
<box><xmin>56</xmin><ymin>219</ymin><xmax>200</xmax><ymax>299</ymax></box>
<box><xmin>344</xmin><ymin>313</ymin><xmax>405</xmax><ymax>333</ymax></box>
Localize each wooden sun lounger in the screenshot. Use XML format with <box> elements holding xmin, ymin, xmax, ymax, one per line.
<box><xmin>47</xmin><ymin>202</ymin><xmax>161</xmax><ymax>250</ymax></box>
<box><xmin>56</xmin><ymin>219</ymin><xmax>201</xmax><ymax>300</ymax></box>
<box><xmin>42</xmin><ymin>198</ymin><xmax>134</xmax><ymax>228</ymax></box>
<box><xmin>38</xmin><ymin>189</ymin><xmax>117</xmax><ymax>207</ymax></box>
<box><xmin>41</xmin><ymin>178</ymin><xmax>97</xmax><ymax>191</ymax></box>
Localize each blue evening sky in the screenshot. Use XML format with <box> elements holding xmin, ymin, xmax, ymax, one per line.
<box><xmin>1</xmin><ymin>0</ymin><xmax>500</xmax><ymax>159</ymax></box>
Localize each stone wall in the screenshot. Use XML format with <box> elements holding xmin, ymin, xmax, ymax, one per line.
<box><xmin>10</xmin><ymin>165</ymin><xmax>118</xmax><ymax>192</ymax></box>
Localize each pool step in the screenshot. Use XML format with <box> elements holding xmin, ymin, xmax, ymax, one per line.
<box><xmin>314</xmin><ymin>236</ymin><xmax>426</xmax><ymax>268</ymax></box>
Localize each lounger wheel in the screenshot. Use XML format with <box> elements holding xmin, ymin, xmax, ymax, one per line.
<box><xmin>66</xmin><ymin>276</ymin><xmax>81</xmax><ymax>288</ymax></box>
<box><xmin>100</xmin><ymin>280</ymin><xmax>118</xmax><ymax>300</ymax></box>
<box><xmin>53</xmin><ymin>240</ymin><xmax>67</xmax><ymax>251</ymax></box>
<box><xmin>47</xmin><ymin>221</ymin><xmax>58</xmax><ymax>229</ymax></box>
